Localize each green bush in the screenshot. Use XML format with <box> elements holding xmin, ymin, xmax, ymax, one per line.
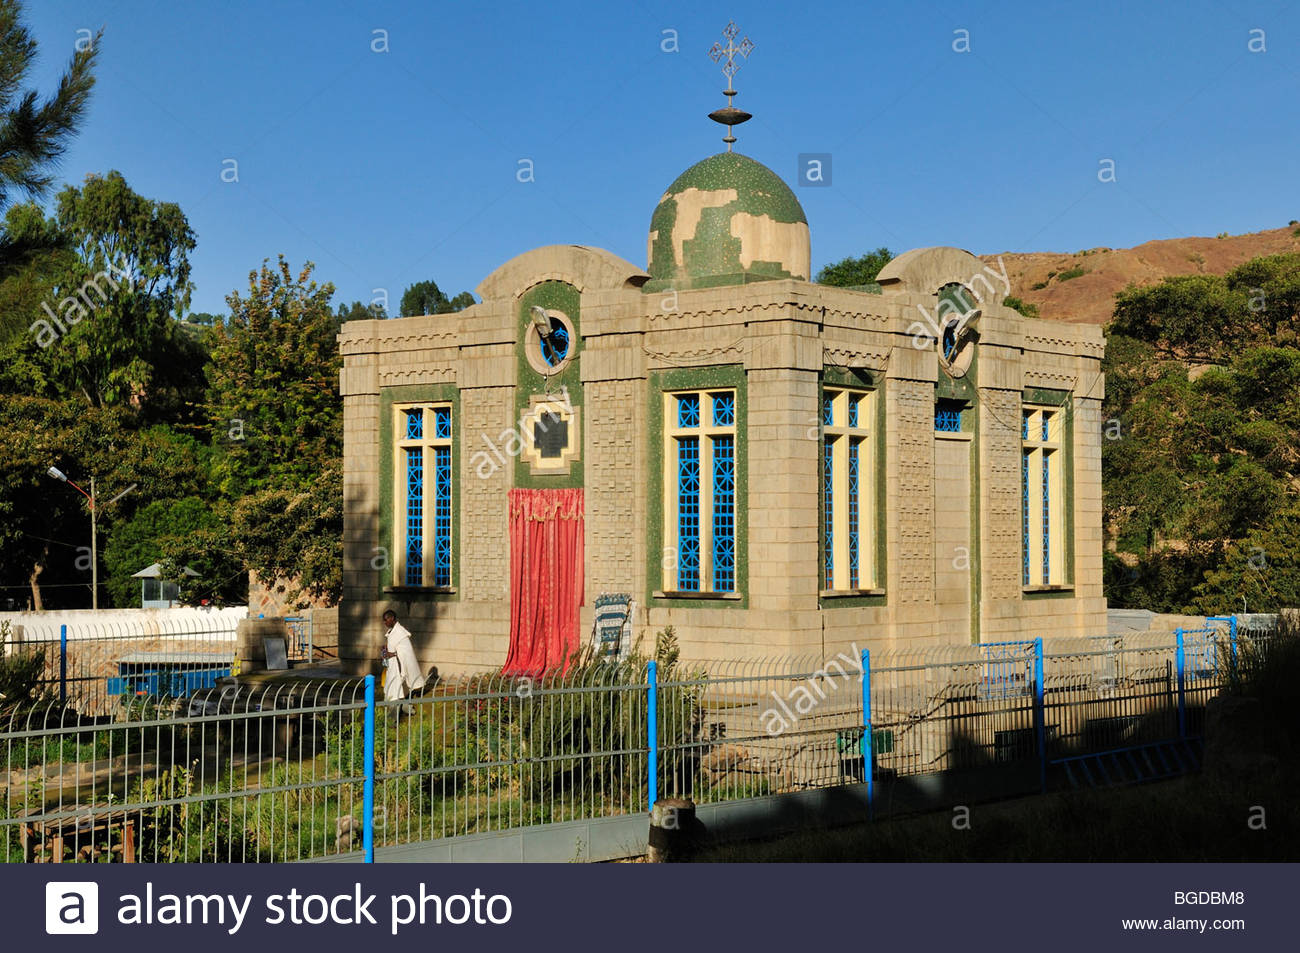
<box><xmin>0</xmin><ymin>650</ymin><xmax>44</xmax><ymax>709</ymax></box>
<box><xmin>129</xmin><ymin>765</ymin><xmax>274</xmax><ymax>862</ymax></box>
<box><xmin>1003</xmin><ymin>296</ymin><xmax>1040</xmax><ymax>319</ymax></box>
<box><xmin>1057</xmin><ymin>266</ymin><xmax>1087</xmax><ymax>282</ymax></box>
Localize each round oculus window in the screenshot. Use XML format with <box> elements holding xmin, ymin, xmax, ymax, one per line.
<box><xmin>525</xmin><ymin>310</ymin><xmax>576</xmax><ymax>374</ymax></box>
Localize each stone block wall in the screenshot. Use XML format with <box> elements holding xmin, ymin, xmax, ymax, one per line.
<box><xmin>339</xmin><ymin>246</ymin><xmax>1108</xmax><ymax>675</ymax></box>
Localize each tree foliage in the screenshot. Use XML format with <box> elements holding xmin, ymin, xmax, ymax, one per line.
<box><xmin>204</xmin><ymin>257</ymin><xmax>340</xmax><ymax>496</ymax></box>
<box><xmin>815</xmin><ymin>247</ymin><xmax>893</xmax><ymax>287</ymax></box>
<box><xmin>0</xmin><ymin>1</ymin><xmax>98</xmax><ymax>214</ymax></box>
<box><xmin>0</xmin><ymin>9</ymin><xmax>350</xmax><ymax>611</ymax></box>
<box><xmin>228</xmin><ymin>458</ymin><xmax>343</xmax><ymax>606</ymax></box>
<box><xmin>40</xmin><ymin>171</ymin><xmax>194</xmax><ymax>407</ymax></box>
<box><xmin>1104</xmin><ymin>253</ymin><xmax>1300</xmax><ymax>612</ymax></box>
<box><xmin>0</xmin><ymin>171</ymin><xmax>199</xmax><ymax>419</ymax></box>
<box><xmin>1110</xmin><ymin>255</ymin><xmax>1300</xmax><ymax>365</ymax></box>
<box><xmin>102</xmin><ymin>496</ymin><xmax>243</xmax><ymax>608</ymax></box>
<box><xmin>203</xmin><ymin>258</ymin><xmax>343</xmax><ymax>605</ymax></box>
<box><xmin>398</xmin><ymin>279</ymin><xmax>474</xmax><ymax>316</ymax></box>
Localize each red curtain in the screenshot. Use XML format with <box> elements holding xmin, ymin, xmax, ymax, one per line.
<box><xmin>503</xmin><ymin>488</ymin><xmax>585</xmax><ymax>676</ymax></box>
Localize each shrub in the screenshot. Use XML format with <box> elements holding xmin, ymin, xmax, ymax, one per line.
<box><xmin>0</xmin><ymin>622</ymin><xmax>45</xmax><ymax>711</ymax></box>
<box><xmin>1057</xmin><ymin>266</ymin><xmax>1087</xmax><ymax>282</ymax></box>
<box><xmin>1003</xmin><ymin>296</ymin><xmax>1041</xmax><ymax>319</ymax></box>
<box><xmin>130</xmin><ymin>765</ymin><xmax>274</xmax><ymax>862</ymax></box>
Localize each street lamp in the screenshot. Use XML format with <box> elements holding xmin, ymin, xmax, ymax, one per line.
<box><xmin>45</xmin><ymin>467</ymin><xmax>136</xmax><ymax>610</ymax></box>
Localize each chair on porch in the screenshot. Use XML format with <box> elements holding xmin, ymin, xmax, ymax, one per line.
<box><xmin>590</xmin><ymin>593</ymin><xmax>633</xmax><ymax>662</ymax></box>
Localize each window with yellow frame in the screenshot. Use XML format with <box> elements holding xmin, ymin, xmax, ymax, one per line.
<box><xmin>394</xmin><ymin>402</ymin><xmax>453</xmax><ymax>588</ymax></box>
<box><xmin>1021</xmin><ymin>404</ymin><xmax>1065</xmax><ymax>587</ymax></box>
<box><xmin>663</xmin><ymin>389</ymin><xmax>737</xmax><ymax>593</ymax></box>
<box><xmin>821</xmin><ymin>387</ymin><xmax>876</xmax><ymax>591</ymax></box>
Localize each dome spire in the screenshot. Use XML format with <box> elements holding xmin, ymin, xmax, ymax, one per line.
<box><xmin>707</xmin><ymin>21</ymin><xmax>754</xmax><ymax>152</ymax></box>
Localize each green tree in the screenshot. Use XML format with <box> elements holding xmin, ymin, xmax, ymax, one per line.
<box><xmin>204</xmin><ymin>257</ymin><xmax>340</xmax><ymax>495</ymax></box>
<box><xmin>445</xmin><ymin>290</ymin><xmax>475</xmax><ymax>311</ymax></box>
<box><xmin>399</xmin><ymin>279</ymin><xmax>444</xmax><ymax>316</ymax></box>
<box><xmin>0</xmin><ymin>392</ymin><xmax>216</xmax><ymax>609</ymax></box>
<box><xmin>399</xmin><ymin>279</ymin><xmax>474</xmax><ymax>316</ymax></box>
<box><xmin>1103</xmin><ymin>255</ymin><xmax>1300</xmax><ymax>610</ymax></box>
<box><xmin>2</xmin><ymin>172</ymin><xmax>197</xmax><ymax>413</ymax></box>
<box><xmin>335</xmin><ymin>299</ymin><xmax>386</xmax><ymax>327</ymax></box>
<box><xmin>815</xmin><ymin>247</ymin><xmax>893</xmax><ymax>287</ymax></box>
<box><xmin>227</xmin><ymin>458</ymin><xmax>343</xmax><ymax>606</ymax></box>
<box><xmin>0</xmin><ymin>2</ymin><xmax>98</xmax><ymax>215</ymax></box>
<box><xmin>102</xmin><ymin>496</ymin><xmax>242</xmax><ymax>607</ymax></box>
<box><xmin>204</xmin><ymin>257</ymin><xmax>343</xmax><ymax>604</ymax></box>
<box><xmin>1196</xmin><ymin>502</ymin><xmax>1300</xmax><ymax>613</ymax></box>
<box><xmin>1110</xmin><ymin>254</ymin><xmax>1300</xmax><ymax>365</ymax></box>
<box><xmin>0</xmin><ymin>199</ymin><xmax>74</xmax><ymax>366</ymax></box>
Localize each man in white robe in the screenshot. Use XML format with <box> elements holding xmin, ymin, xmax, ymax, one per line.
<box><xmin>381</xmin><ymin>610</ymin><xmax>427</xmax><ymax>701</ymax></box>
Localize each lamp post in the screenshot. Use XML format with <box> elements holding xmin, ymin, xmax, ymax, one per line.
<box><xmin>46</xmin><ymin>467</ymin><xmax>135</xmax><ymax>610</ymax></box>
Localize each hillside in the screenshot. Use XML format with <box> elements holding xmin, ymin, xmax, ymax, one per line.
<box><xmin>979</xmin><ymin>225</ymin><xmax>1300</xmax><ymax>326</ymax></box>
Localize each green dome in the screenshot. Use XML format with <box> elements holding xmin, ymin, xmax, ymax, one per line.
<box><xmin>645</xmin><ymin>152</ymin><xmax>810</xmax><ymax>291</ymax></box>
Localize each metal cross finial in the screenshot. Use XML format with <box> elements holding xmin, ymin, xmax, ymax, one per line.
<box><xmin>707</xmin><ymin>22</ymin><xmax>755</xmax><ymax>151</ymax></box>
<box><xmin>709</xmin><ymin>21</ymin><xmax>754</xmax><ymax>84</ymax></box>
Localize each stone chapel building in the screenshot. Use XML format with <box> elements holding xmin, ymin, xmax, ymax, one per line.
<box><xmin>337</xmin><ymin>149</ymin><xmax>1105</xmax><ymax>676</ymax></box>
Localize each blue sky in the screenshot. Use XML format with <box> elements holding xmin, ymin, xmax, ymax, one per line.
<box><xmin>23</xmin><ymin>0</ymin><xmax>1300</xmax><ymax>315</ymax></box>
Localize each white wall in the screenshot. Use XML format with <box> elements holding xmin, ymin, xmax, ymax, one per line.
<box><xmin>0</xmin><ymin>606</ymin><xmax>247</xmax><ymax>644</ymax></box>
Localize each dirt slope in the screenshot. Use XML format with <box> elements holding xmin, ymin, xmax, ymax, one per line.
<box><xmin>978</xmin><ymin>226</ymin><xmax>1300</xmax><ymax>325</ymax></box>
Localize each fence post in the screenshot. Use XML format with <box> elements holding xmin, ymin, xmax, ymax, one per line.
<box><xmin>860</xmin><ymin>649</ymin><xmax>873</xmax><ymax>821</ymax></box>
<box><xmin>1175</xmin><ymin>628</ymin><xmax>1187</xmax><ymax>739</ymax></box>
<box><xmin>1033</xmin><ymin>637</ymin><xmax>1046</xmax><ymax>794</ymax></box>
<box><xmin>647</xmin><ymin>659</ymin><xmax>658</xmax><ymax>810</ymax></box>
<box><xmin>363</xmin><ymin>673</ymin><xmax>375</xmax><ymax>863</ymax></box>
<box><xmin>59</xmin><ymin>624</ymin><xmax>67</xmax><ymax>706</ymax></box>
<box><xmin>1229</xmin><ymin>615</ymin><xmax>1238</xmax><ymax>666</ymax></box>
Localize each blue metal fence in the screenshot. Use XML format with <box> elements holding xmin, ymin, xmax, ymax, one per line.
<box><xmin>1</xmin><ymin>614</ymin><xmax>1283</xmax><ymax>863</ymax></box>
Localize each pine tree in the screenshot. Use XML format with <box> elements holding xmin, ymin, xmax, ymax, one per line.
<box><xmin>0</xmin><ymin>1</ymin><xmax>98</xmax><ymax>212</ymax></box>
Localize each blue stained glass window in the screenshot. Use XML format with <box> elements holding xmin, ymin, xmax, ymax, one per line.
<box><xmin>847</xmin><ymin>395</ymin><xmax>859</xmax><ymax>428</ymax></box>
<box><xmin>540</xmin><ymin>322</ymin><xmax>570</xmax><ymax>367</ymax></box>
<box><xmin>677</xmin><ymin>437</ymin><xmax>700</xmax><ymax>590</ymax></box>
<box><xmin>406</xmin><ymin>409</ymin><xmax>423</xmax><ymax>440</ymax></box>
<box><xmin>1021</xmin><ymin>451</ymin><xmax>1030</xmax><ymax>586</ymax></box>
<box><xmin>1041</xmin><ymin>413</ymin><xmax>1050</xmax><ymax>442</ymax></box>
<box><xmin>823</xmin><ymin>437</ymin><xmax>835</xmax><ymax>589</ymax></box>
<box><xmin>935</xmin><ymin>400</ymin><xmax>963</xmax><ymax>432</ymax></box>
<box><xmin>678</xmin><ymin>394</ymin><xmax>700</xmax><ymax>428</ymax></box>
<box><xmin>1042</xmin><ymin>456</ymin><xmax>1051</xmax><ymax>582</ymax></box>
<box><xmin>405</xmin><ymin>447</ymin><xmax>423</xmax><ymax>586</ymax></box>
<box><xmin>712</xmin><ymin>392</ymin><xmax>735</xmax><ymax>427</ymax></box>
<box><xmin>712</xmin><ymin>435</ymin><xmax>735</xmax><ymax>592</ymax></box>
<box><xmin>822</xmin><ymin>395</ymin><xmax>835</xmax><ymax>427</ymax></box>
<box><xmin>434</xmin><ymin>407</ymin><xmax>451</xmax><ymax>439</ymax></box>
<box><xmin>434</xmin><ymin>446</ymin><xmax>452</xmax><ymax>587</ymax></box>
<box><xmin>848</xmin><ymin>440</ymin><xmax>860</xmax><ymax>589</ymax></box>
<box><xmin>942</xmin><ymin>320</ymin><xmax>958</xmax><ymax>362</ymax></box>
<box><xmin>1022</xmin><ymin>411</ymin><xmax>1030</xmax><ymax>440</ymax></box>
